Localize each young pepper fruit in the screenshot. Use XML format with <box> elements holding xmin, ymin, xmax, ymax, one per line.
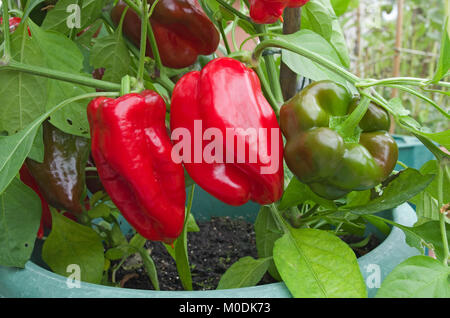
<box><xmin>25</xmin><ymin>121</ymin><xmax>90</xmax><ymax>215</ymax></box>
<box><xmin>87</xmin><ymin>90</ymin><xmax>186</xmax><ymax>244</ymax></box>
<box><xmin>111</xmin><ymin>0</ymin><xmax>220</xmax><ymax>69</ymax></box>
<box><xmin>249</xmin><ymin>0</ymin><xmax>310</xmax><ymax>24</ymax></box>
<box><xmin>280</xmin><ymin>80</ymin><xmax>398</xmax><ymax>200</ymax></box>
<box><xmin>170</xmin><ymin>57</ymin><xmax>284</xmax><ymax>206</ymax></box>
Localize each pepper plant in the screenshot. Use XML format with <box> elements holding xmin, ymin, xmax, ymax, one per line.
<box><xmin>0</xmin><ymin>0</ymin><xmax>448</xmax><ymax>298</ymax></box>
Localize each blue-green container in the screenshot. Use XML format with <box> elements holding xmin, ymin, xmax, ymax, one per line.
<box><xmin>394</xmin><ymin>135</ymin><xmax>434</xmax><ymax>170</ymax></box>
<box><xmin>0</xmin><ymin>202</ymin><xmax>418</xmax><ymax>298</ymax></box>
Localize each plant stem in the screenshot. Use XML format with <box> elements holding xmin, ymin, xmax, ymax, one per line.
<box><xmin>255</xmin><ymin>63</ymin><xmax>280</xmax><ymax>115</ymax></box>
<box><xmin>253</xmin><ymin>39</ymin><xmax>360</xmax><ymax>85</ymax></box>
<box><xmin>256</xmin><ymin>25</ymin><xmax>284</xmax><ymax>105</ymax></box>
<box><xmin>2</xmin><ymin>0</ymin><xmax>11</xmax><ymax>60</ymax></box>
<box><xmin>438</xmin><ymin>160</ymin><xmax>449</xmax><ymax>266</ymax></box>
<box><xmin>357</xmin><ymin>77</ymin><xmax>450</xmax><ymax>89</ymax></box>
<box><xmin>339</xmin><ymin>95</ymin><xmax>370</xmax><ymax>136</ymax></box>
<box><xmin>215</xmin><ymin>0</ymin><xmax>251</xmax><ymax>22</ymax></box>
<box><xmin>279</xmin><ymin>7</ymin><xmax>301</xmax><ymax>101</ymax></box>
<box><xmin>1</xmin><ymin>60</ymin><xmax>121</xmax><ymax>91</ymax></box>
<box><xmin>217</xmin><ymin>20</ymin><xmax>231</xmax><ymax>55</ymax></box>
<box><xmin>120</xmin><ymin>75</ymin><xmax>131</xmax><ymax>95</ymax></box>
<box><xmin>137</xmin><ymin>0</ymin><xmax>148</xmax><ymax>82</ymax></box>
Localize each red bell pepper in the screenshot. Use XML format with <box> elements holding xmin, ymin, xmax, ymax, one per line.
<box><xmin>111</xmin><ymin>0</ymin><xmax>220</xmax><ymax>69</ymax></box>
<box><xmin>0</xmin><ymin>17</ymin><xmax>31</xmax><ymax>34</ymax></box>
<box><xmin>170</xmin><ymin>57</ymin><xmax>284</xmax><ymax>206</ymax></box>
<box><xmin>249</xmin><ymin>0</ymin><xmax>310</xmax><ymax>24</ymax></box>
<box><xmin>87</xmin><ymin>90</ymin><xmax>186</xmax><ymax>244</ymax></box>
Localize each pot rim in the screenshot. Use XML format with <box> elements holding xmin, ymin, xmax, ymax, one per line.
<box><xmin>10</xmin><ymin>203</ymin><xmax>417</xmax><ymax>297</ymax></box>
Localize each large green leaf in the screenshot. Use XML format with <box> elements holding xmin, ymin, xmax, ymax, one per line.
<box><xmin>376</xmin><ymin>256</ymin><xmax>450</xmax><ymax>298</ymax></box>
<box><xmin>0</xmin><ymin>178</ymin><xmax>41</xmax><ymax>267</ymax></box>
<box><xmin>42</xmin><ymin>210</ymin><xmax>105</xmax><ymax>284</ymax></box>
<box><xmin>28</xmin><ymin>21</ymin><xmax>94</xmax><ymax>137</ymax></box>
<box><xmin>280</xmin><ymin>30</ymin><xmax>351</xmax><ymax>89</ymax></box>
<box><xmin>341</xmin><ymin>169</ymin><xmax>435</xmax><ymax>215</ymax></box>
<box><xmin>273</xmin><ymin>227</ymin><xmax>367</xmax><ymax>298</ymax></box>
<box><xmin>302</xmin><ymin>0</ymin><xmax>350</xmax><ymax>67</ymax></box>
<box><xmin>42</xmin><ymin>0</ymin><xmax>105</xmax><ymax>36</ymax></box>
<box><xmin>0</xmin><ymin>21</ymin><xmax>47</xmax><ymax>135</ymax></box>
<box><xmin>90</xmin><ymin>29</ymin><xmax>132</xmax><ymax>84</ymax></box>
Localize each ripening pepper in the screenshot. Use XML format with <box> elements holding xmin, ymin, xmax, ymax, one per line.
<box><xmin>87</xmin><ymin>90</ymin><xmax>186</xmax><ymax>244</ymax></box>
<box><xmin>85</xmin><ymin>154</ymin><xmax>104</xmax><ymax>194</ymax></box>
<box><xmin>249</xmin><ymin>0</ymin><xmax>310</xmax><ymax>24</ymax></box>
<box><xmin>25</xmin><ymin>121</ymin><xmax>90</xmax><ymax>215</ymax></box>
<box><xmin>19</xmin><ymin>165</ymin><xmax>52</xmax><ymax>239</ymax></box>
<box><xmin>170</xmin><ymin>57</ymin><xmax>284</xmax><ymax>206</ymax></box>
<box><xmin>280</xmin><ymin>80</ymin><xmax>398</xmax><ymax>200</ymax></box>
<box><xmin>111</xmin><ymin>0</ymin><xmax>220</xmax><ymax>69</ymax></box>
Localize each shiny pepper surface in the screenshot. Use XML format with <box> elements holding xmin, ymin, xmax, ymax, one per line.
<box><xmin>111</xmin><ymin>0</ymin><xmax>220</xmax><ymax>69</ymax></box>
<box><xmin>25</xmin><ymin>121</ymin><xmax>90</xmax><ymax>214</ymax></box>
<box><xmin>87</xmin><ymin>90</ymin><xmax>186</xmax><ymax>244</ymax></box>
<box><xmin>170</xmin><ymin>57</ymin><xmax>284</xmax><ymax>206</ymax></box>
<box><xmin>280</xmin><ymin>80</ymin><xmax>398</xmax><ymax>200</ymax></box>
<box><xmin>249</xmin><ymin>0</ymin><xmax>310</xmax><ymax>24</ymax></box>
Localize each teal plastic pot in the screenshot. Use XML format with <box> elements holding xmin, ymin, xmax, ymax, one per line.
<box><xmin>0</xmin><ymin>193</ymin><xmax>419</xmax><ymax>298</ymax></box>
<box><xmin>394</xmin><ymin>135</ymin><xmax>434</xmax><ymax>170</ymax></box>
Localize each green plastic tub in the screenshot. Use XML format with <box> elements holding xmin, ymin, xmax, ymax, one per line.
<box><xmin>0</xmin><ymin>201</ymin><xmax>419</xmax><ymax>298</ymax></box>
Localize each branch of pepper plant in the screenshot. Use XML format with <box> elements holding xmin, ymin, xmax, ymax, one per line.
<box><xmin>279</xmin><ymin>7</ymin><xmax>301</xmax><ymax>101</ymax></box>
<box><xmin>0</xmin><ymin>59</ymin><xmax>122</xmax><ymax>91</ymax></box>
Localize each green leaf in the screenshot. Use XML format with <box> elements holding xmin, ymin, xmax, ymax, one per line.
<box><xmin>430</xmin><ymin>18</ymin><xmax>450</xmax><ymax>83</ymax></box>
<box><xmin>42</xmin><ymin>210</ymin><xmax>105</xmax><ymax>284</ymax></box>
<box><xmin>42</xmin><ymin>0</ymin><xmax>105</xmax><ymax>36</ymax></box>
<box><xmin>302</xmin><ymin>0</ymin><xmax>350</xmax><ymax>67</ymax></box>
<box><xmin>368</xmin><ymin>215</ymin><xmax>449</xmax><ymax>263</ymax></box>
<box><xmin>279</xmin><ymin>177</ymin><xmax>337</xmax><ymax>211</ymax></box>
<box><xmin>90</xmin><ymin>29</ymin><xmax>132</xmax><ymax>84</ymax></box>
<box><xmin>273</xmin><ymin>228</ymin><xmax>367</xmax><ymax>298</ymax></box>
<box><xmin>254</xmin><ymin>206</ymin><xmax>283</xmax><ymax>281</ymax></box>
<box><xmin>361</xmin><ymin>214</ymin><xmax>391</xmax><ymax>236</ymax></box>
<box><xmin>330</xmin><ymin>0</ymin><xmax>352</xmax><ymax>16</ymax></box>
<box><xmin>0</xmin><ymin>178</ymin><xmax>41</xmax><ymax>267</ymax></box>
<box><xmin>0</xmin><ymin>21</ymin><xmax>48</xmax><ymax>135</ymax></box>
<box><xmin>138</xmin><ymin>247</ymin><xmax>160</xmax><ymax>291</ymax></box>
<box><xmin>341</xmin><ymin>169</ymin><xmax>435</xmax><ymax>215</ymax></box>
<box><xmin>409</xmin><ymin>160</ymin><xmax>450</xmax><ymax>222</ymax></box>
<box><xmin>0</xmin><ymin>120</ymin><xmax>41</xmax><ymax>195</ymax></box>
<box><xmin>376</xmin><ymin>256</ymin><xmax>450</xmax><ymax>298</ymax></box>
<box><xmin>27</xmin><ymin>21</ymin><xmax>94</xmax><ymax>138</ymax></box>
<box><xmin>280</xmin><ymin>30</ymin><xmax>351</xmax><ymax>89</ymax></box>
<box><xmin>27</xmin><ymin>125</ymin><xmax>44</xmax><ymax>163</ymax></box>
<box><xmin>217</xmin><ymin>256</ymin><xmax>271</xmax><ymax>290</ymax></box>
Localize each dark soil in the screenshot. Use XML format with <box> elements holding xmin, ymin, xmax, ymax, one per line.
<box><xmin>114</xmin><ymin>216</ymin><xmax>381</xmax><ymax>291</ymax></box>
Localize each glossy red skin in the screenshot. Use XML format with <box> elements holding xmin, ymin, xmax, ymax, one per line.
<box><xmin>249</xmin><ymin>0</ymin><xmax>310</xmax><ymax>24</ymax></box>
<box><xmin>0</xmin><ymin>17</ymin><xmax>31</xmax><ymax>34</ymax></box>
<box><xmin>19</xmin><ymin>165</ymin><xmax>52</xmax><ymax>239</ymax></box>
<box><xmin>170</xmin><ymin>58</ymin><xmax>284</xmax><ymax>206</ymax></box>
<box><xmin>87</xmin><ymin>91</ymin><xmax>186</xmax><ymax>244</ymax></box>
<box><xmin>111</xmin><ymin>0</ymin><xmax>220</xmax><ymax>69</ymax></box>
